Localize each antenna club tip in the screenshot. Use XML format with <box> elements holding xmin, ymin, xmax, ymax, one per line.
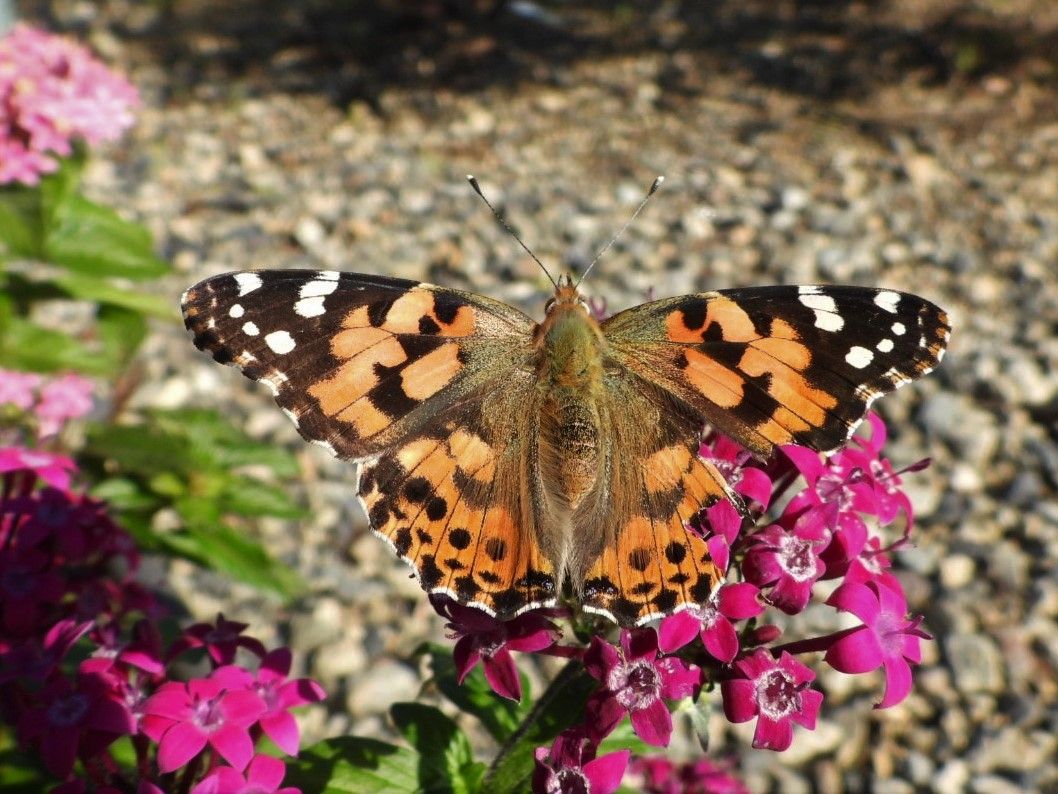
<box><xmin>650</xmin><ymin>175</ymin><xmax>665</xmax><ymax>193</ymax></box>
<box><xmin>466</xmin><ymin>174</ymin><xmax>476</xmax><ymax>182</ymax></box>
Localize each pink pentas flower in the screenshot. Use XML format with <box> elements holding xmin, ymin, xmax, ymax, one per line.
<box><xmin>0</xmin><ymin>546</ymin><xmax>65</xmax><ymax>636</ymax></box>
<box><xmin>720</xmin><ymin>649</ymin><xmax>822</xmax><ymax>751</ymax></box>
<box><xmin>433</xmin><ymin>595</ymin><xmax>561</xmax><ymax>702</ymax></box>
<box><xmin>658</xmin><ymin>582</ymin><xmax>764</xmax><ymax>663</ymax></box>
<box><xmin>583</xmin><ymin>628</ymin><xmax>700</xmax><ymax>747</ymax></box>
<box><xmin>0</xmin><ymin>370</ymin><xmax>42</xmax><ymax>412</ymax></box>
<box><xmin>741</xmin><ymin>523</ymin><xmax>826</xmax><ymax>615</ymax></box>
<box><xmin>0</xmin><ymin>447</ymin><xmax>77</xmax><ymax>490</ymax></box>
<box><xmin>34</xmin><ymin>373</ymin><xmax>94</xmax><ymax>438</ymax></box>
<box><xmin>699</xmin><ymin>434</ymin><xmax>773</xmax><ymax>509</ymax></box>
<box><xmin>17</xmin><ymin>671</ymin><xmax>135</xmax><ymax>777</ymax></box>
<box><xmin>0</xmin><ymin>24</ymin><xmax>139</xmax><ymax>185</ymax></box>
<box><xmin>824</xmin><ymin>579</ymin><xmax>929</xmax><ymax>708</ymax></box>
<box><xmin>531</xmin><ymin>728</ymin><xmax>629</xmax><ymax>794</ymax></box>
<box><xmin>141</xmin><ymin>676</ymin><xmax>267</xmax><ymax>772</ymax></box>
<box><xmin>82</xmin><ymin>618</ymin><xmax>165</xmax><ymax>678</ymax></box>
<box><xmin>687</xmin><ymin>500</ymin><xmax>744</xmax><ymax>574</ymax></box>
<box><xmin>190</xmin><ymin>753</ymin><xmax>299</xmax><ymax>794</ymax></box>
<box><xmin>168</xmin><ymin>613</ymin><xmax>268</xmax><ymax>666</ymax></box>
<box><xmin>213</xmin><ymin>647</ymin><xmax>325</xmax><ymax>755</ymax></box>
<box><xmin>0</xmin><ymin>617</ymin><xmax>90</xmax><ymax>683</ymax></box>
<box><xmin>631</xmin><ymin>755</ymin><xmax>749</xmax><ymax>794</ymax></box>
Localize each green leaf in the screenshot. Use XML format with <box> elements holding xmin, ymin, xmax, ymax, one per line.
<box><xmin>285</xmin><ymin>737</ymin><xmax>423</xmax><ymax>794</ymax></box>
<box><xmin>219</xmin><ymin>477</ymin><xmax>307</xmax><ymax>519</ymax></box>
<box><xmin>96</xmin><ymin>304</ymin><xmax>149</xmax><ymax>372</ymax></box>
<box><xmin>390</xmin><ymin>703</ymin><xmax>481</xmax><ymax>794</ymax></box>
<box><xmin>85</xmin><ymin>422</ymin><xmax>196</xmax><ymax>477</ymax></box>
<box><xmin>0</xmin><ymin>315</ymin><xmax>117</xmax><ymax>375</ymax></box>
<box><xmin>49</xmin><ymin>272</ymin><xmax>176</xmax><ymax>318</ymax></box>
<box><xmin>90</xmin><ymin>477</ymin><xmax>163</xmax><ymax>512</ymax></box>
<box><xmin>424</xmin><ymin>644</ymin><xmax>525</xmax><ymax>743</ymax></box>
<box><xmin>0</xmin><ymin>188</ymin><xmax>45</xmax><ymax>257</ymax></box>
<box><xmin>44</xmin><ymin>194</ymin><xmax>168</xmax><ymax>280</ymax></box>
<box><xmin>174</xmin><ymin>520</ymin><xmax>304</xmax><ymax>600</ymax></box>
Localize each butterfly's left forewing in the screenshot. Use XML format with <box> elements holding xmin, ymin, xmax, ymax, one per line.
<box><xmin>182</xmin><ymin>270</ymin><xmax>558</xmax><ymax>619</ymax></box>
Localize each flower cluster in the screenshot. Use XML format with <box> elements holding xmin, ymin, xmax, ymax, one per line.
<box><xmin>0</xmin><ymin>24</ymin><xmax>139</xmax><ymax>185</ymax></box>
<box><xmin>436</xmin><ymin>412</ymin><xmax>931</xmax><ymax>789</ymax></box>
<box><xmin>0</xmin><ymin>450</ymin><xmax>324</xmax><ymax>790</ymax></box>
<box><xmin>0</xmin><ymin>369</ymin><xmax>94</xmax><ymax>442</ymax></box>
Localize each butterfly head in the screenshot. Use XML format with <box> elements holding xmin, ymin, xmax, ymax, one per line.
<box><xmin>544</xmin><ymin>273</ymin><xmax>589</xmax><ymax>316</ymax></box>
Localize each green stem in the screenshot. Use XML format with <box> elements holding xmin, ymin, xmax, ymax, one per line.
<box><xmin>481</xmin><ymin>657</ymin><xmax>588</xmax><ymax>790</ymax></box>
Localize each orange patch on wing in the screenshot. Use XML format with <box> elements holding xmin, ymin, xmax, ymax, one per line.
<box><xmin>384</xmin><ymin>291</ymin><xmax>436</xmax><ymax>334</ymax></box>
<box><xmin>449</xmin><ymin>429</ymin><xmax>496</xmax><ymax>480</ymax></box>
<box><xmin>666</xmin><ymin>309</ymin><xmax>706</xmax><ymax>344</ymax></box>
<box><xmin>400</xmin><ymin>343</ymin><xmax>463</xmax><ymax>400</ymax></box>
<box><xmin>683</xmin><ymin>349</ymin><xmax>744</xmax><ymax>408</ymax></box>
<box><xmin>342</xmin><ymin>401</ymin><xmax>391</xmax><ymax>437</ymax></box>
<box><xmin>644</xmin><ymin>445</ymin><xmax>691</xmax><ymax>493</ymax></box>
<box><xmin>309</xmin><ymin>335</ymin><xmax>406</xmax><ymax>415</ymax></box>
<box><xmin>436</xmin><ymin>302</ymin><xmax>476</xmax><ymax>336</ymax></box>
<box><xmin>331</xmin><ymin>325</ymin><xmax>391</xmax><ymax>358</ymax></box>
<box><xmin>705</xmin><ymin>296</ymin><xmax>758</xmax><ymax>342</ymax></box>
<box><xmin>749</xmin><ymin>336</ymin><xmax>811</xmax><ymax>370</ymax></box>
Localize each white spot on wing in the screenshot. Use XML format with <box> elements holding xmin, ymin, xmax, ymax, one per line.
<box><xmin>299</xmin><ymin>278</ymin><xmax>340</xmax><ymax>299</ymax></box>
<box><xmin>319</xmin><ymin>271</ymin><xmax>340</xmax><ymax>281</ymax></box>
<box><xmin>235</xmin><ymin>273</ymin><xmax>263</xmax><ymax>296</ymax></box>
<box><xmin>294</xmin><ymin>296</ymin><xmax>326</xmax><ymax>318</ymax></box>
<box><xmin>264</xmin><ymin>330</ymin><xmax>295</xmax><ymax>354</ymax></box>
<box><xmin>876</xmin><ymin>338</ymin><xmax>895</xmax><ymax>353</ymax></box>
<box><xmin>258</xmin><ymin>369</ymin><xmax>289</xmax><ymax>396</ymax></box>
<box><xmin>242</xmin><ymin>321</ymin><xmax>260</xmax><ymax>336</ymax></box>
<box><xmin>229</xmin><ymin>304</ymin><xmax>245</xmax><ymax>318</ymax></box>
<box><xmin>799</xmin><ymin>292</ymin><xmax>845</xmax><ymax>331</ymax></box>
<box><xmin>874</xmin><ymin>291</ymin><xmax>900</xmax><ymax>313</ymax></box>
<box><xmin>798</xmin><ymin>285</ymin><xmax>822</xmax><ymax>295</ymax></box>
<box><xmin>311</xmin><ymin>438</ymin><xmax>337</xmax><ymax>457</ymax></box>
<box><xmin>799</xmin><ymin>293</ymin><xmax>837</xmax><ymax>313</ymax></box>
<box><xmin>282</xmin><ymin>407</ymin><xmax>300</xmax><ymax>428</ymax></box>
<box><xmin>891</xmin><ymin>321</ymin><xmax>906</xmax><ymax>336</ymax></box>
<box><xmin>845</xmin><ymin>345</ymin><xmax>874</xmax><ymax>369</ymax></box>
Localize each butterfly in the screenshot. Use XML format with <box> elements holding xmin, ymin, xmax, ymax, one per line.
<box><xmin>182</xmin><ymin>269</ymin><xmax>949</xmax><ymax>626</ymax></box>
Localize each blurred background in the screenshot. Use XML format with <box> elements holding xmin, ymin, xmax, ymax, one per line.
<box><xmin>14</xmin><ymin>0</ymin><xmax>1058</xmax><ymax>790</ymax></box>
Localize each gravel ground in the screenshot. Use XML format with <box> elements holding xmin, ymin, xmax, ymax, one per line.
<box><xmin>36</xmin><ymin>0</ymin><xmax>1058</xmax><ymax>790</ymax></box>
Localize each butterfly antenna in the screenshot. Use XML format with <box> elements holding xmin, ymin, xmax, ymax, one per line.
<box><xmin>576</xmin><ymin>175</ymin><xmax>664</xmax><ymax>288</ymax></box>
<box><xmin>466</xmin><ymin>175</ymin><xmax>557</xmax><ymax>289</ymax></box>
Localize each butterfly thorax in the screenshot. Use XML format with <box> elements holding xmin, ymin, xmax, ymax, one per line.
<box><xmin>533</xmin><ymin>290</ymin><xmax>607</xmax><ymax>527</ymax></box>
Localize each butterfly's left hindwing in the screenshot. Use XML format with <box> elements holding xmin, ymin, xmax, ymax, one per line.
<box><xmin>602</xmin><ymin>285</ymin><xmax>950</xmax><ymax>457</ymax></box>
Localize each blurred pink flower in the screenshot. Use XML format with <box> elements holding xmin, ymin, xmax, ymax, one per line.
<box><xmin>631</xmin><ymin>755</ymin><xmax>749</xmax><ymax>794</ymax></box>
<box><xmin>168</xmin><ymin>613</ymin><xmax>267</xmax><ymax>666</ymax></box>
<box><xmin>35</xmin><ymin>373</ymin><xmax>94</xmax><ymax>438</ymax></box>
<box><xmin>0</xmin><ymin>24</ymin><xmax>139</xmax><ymax>185</ymax></box>
<box><xmin>0</xmin><ymin>370</ymin><xmax>42</xmax><ymax>412</ymax></box>
<box><xmin>0</xmin><ymin>446</ymin><xmax>76</xmax><ymax>489</ymax></box>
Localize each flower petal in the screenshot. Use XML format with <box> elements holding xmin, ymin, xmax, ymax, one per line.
<box><xmin>824</xmin><ymin>627</ymin><xmax>883</xmax><ymax>674</ymax></box>
<box><xmin>702</xmin><ymin>617</ymin><xmax>739</xmax><ymax>664</ymax></box>
<box><xmin>631</xmin><ymin>699</ymin><xmax>673</xmax><ymax>747</ymax></box>
<box><xmin>158</xmin><ymin>722</ymin><xmax>207</xmax><ymax>773</ymax></box>
<box><xmin>753</xmin><ymin>713</ymin><xmax>793</xmax><ymax>751</ymax></box>
<box><xmin>718</xmin><ymin>582</ymin><xmax>764</xmax><ymax>619</ymax></box>
<box><xmin>582</xmin><ymin>750</ymin><xmax>631</xmax><ymax>794</ymax></box>
<box><xmin>209</xmin><ymin>722</ymin><xmax>255</xmax><ymax>771</ymax></box>
<box><xmin>877</xmin><ymin>655</ymin><xmax>914</xmax><ymax>709</ymax></box>
<box><xmin>720</xmin><ymin>678</ymin><xmax>757</xmax><ymax>723</ymax></box>
<box><xmin>482</xmin><ymin>648</ymin><xmax>522</xmax><ymax>701</ymax></box>
<box><xmin>658</xmin><ymin>611</ymin><xmax>702</xmax><ymax>653</ymax></box>
<box><xmin>261</xmin><ymin>709</ymin><xmax>301</xmax><ymax>756</ymax></box>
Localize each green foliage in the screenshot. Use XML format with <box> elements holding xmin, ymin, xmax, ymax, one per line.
<box><xmin>0</xmin><ymin>154</ymin><xmax>171</xmax><ymax>378</ymax></box>
<box><xmin>83</xmin><ymin>408</ymin><xmax>306</xmax><ymax>599</ymax></box>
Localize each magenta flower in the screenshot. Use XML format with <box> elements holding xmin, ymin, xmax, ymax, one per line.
<box><xmin>824</xmin><ymin>579</ymin><xmax>929</xmax><ymax>708</ymax></box>
<box><xmin>532</xmin><ymin>728</ymin><xmax>629</xmax><ymax>794</ymax></box>
<box><xmin>190</xmin><ymin>754</ymin><xmax>299</xmax><ymax>794</ymax></box>
<box><xmin>631</xmin><ymin>755</ymin><xmax>749</xmax><ymax>794</ymax></box>
<box><xmin>687</xmin><ymin>500</ymin><xmax>744</xmax><ymax>574</ymax></box>
<box><xmin>17</xmin><ymin>671</ymin><xmax>135</xmax><ymax>777</ymax></box>
<box><xmin>720</xmin><ymin>649</ymin><xmax>822</xmax><ymax>751</ymax></box>
<box><xmin>658</xmin><ymin>582</ymin><xmax>764</xmax><ymax>663</ymax></box>
<box><xmin>0</xmin><ymin>24</ymin><xmax>139</xmax><ymax>185</ymax></box>
<box><xmin>212</xmin><ymin>647</ymin><xmax>325</xmax><ymax>755</ymax></box>
<box><xmin>0</xmin><ymin>370</ymin><xmax>42</xmax><ymax>411</ymax></box>
<box><xmin>35</xmin><ymin>373</ymin><xmax>94</xmax><ymax>438</ymax></box>
<box><xmin>141</xmin><ymin>677</ymin><xmax>267</xmax><ymax>772</ymax></box>
<box><xmin>0</xmin><ymin>618</ymin><xmax>90</xmax><ymax>683</ymax></box>
<box><xmin>168</xmin><ymin>614</ymin><xmax>267</xmax><ymax>666</ymax></box>
<box><xmin>741</xmin><ymin>523</ymin><xmax>826</xmax><ymax>614</ymax></box>
<box><xmin>433</xmin><ymin>595</ymin><xmax>561</xmax><ymax>701</ymax></box>
<box><xmin>0</xmin><ymin>447</ymin><xmax>77</xmax><ymax>490</ymax></box>
<box><xmin>699</xmin><ymin>434</ymin><xmax>774</xmax><ymax>508</ymax></box>
<box><xmin>584</xmin><ymin>629</ymin><xmax>700</xmax><ymax>747</ymax></box>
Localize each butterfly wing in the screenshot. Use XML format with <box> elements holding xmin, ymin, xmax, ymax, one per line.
<box><xmin>182</xmin><ymin>270</ymin><xmax>556</xmax><ymax>618</ymax></box>
<box><xmin>601</xmin><ymin>286</ymin><xmax>950</xmax><ymax>457</ymax></box>
<box><xmin>575</xmin><ymin>375</ymin><xmax>740</xmax><ymax>625</ymax></box>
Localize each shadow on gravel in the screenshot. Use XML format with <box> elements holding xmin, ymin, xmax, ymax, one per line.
<box><xmin>102</xmin><ymin>0</ymin><xmax>1057</xmax><ymax>106</ymax></box>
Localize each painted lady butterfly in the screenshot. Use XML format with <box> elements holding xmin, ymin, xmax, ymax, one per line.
<box><xmin>182</xmin><ymin>269</ymin><xmax>948</xmax><ymax>625</ymax></box>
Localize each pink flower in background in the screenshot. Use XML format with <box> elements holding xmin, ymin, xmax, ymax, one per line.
<box><xmin>658</xmin><ymin>582</ymin><xmax>764</xmax><ymax>663</ymax></box>
<box><xmin>35</xmin><ymin>374</ymin><xmax>94</xmax><ymax>438</ymax></box>
<box><xmin>141</xmin><ymin>677</ymin><xmax>267</xmax><ymax>772</ymax></box>
<box><xmin>532</xmin><ymin>728</ymin><xmax>629</xmax><ymax>794</ymax></box>
<box><xmin>168</xmin><ymin>614</ymin><xmax>267</xmax><ymax>666</ymax></box>
<box><xmin>824</xmin><ymin>580</ymin><xmax>929</xmax><ymax>708</ymax></box>
<box><xmin>0</xmin><ymin>447</ymin><xmax>76</xmax><ymax>489</ymax></box>
<box><xmin>584</xmin><ymin>629</ymin><xmax>700</xmax><ymax>747</ymax></box>
<box><xmin>433</xmin><ymin>595</ymin><xmax>562</xmax><ymax>701</ymax></box>
<box><xmin>0</xmin><ymin>370</ymin><xmax>43</xmax><ymax>412</ymax></box>
<box><xmin>190</xmin><ymin>753</ymin><xmax>299</xmax><ymax>794</ymax></box>
<box><xmin>0</xmin><ymin>24</ymin><xmax>139</xmax><ymax>185</ymax></box>
<box><xmin>720</xmin><ymin>649</ymin><xmax>822</xmax><ymax>751</ymax></box>
<box><xmin>631</xmin><ymin>755</ymin><xmax>749</xmax><ymax>794</ymax></box>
